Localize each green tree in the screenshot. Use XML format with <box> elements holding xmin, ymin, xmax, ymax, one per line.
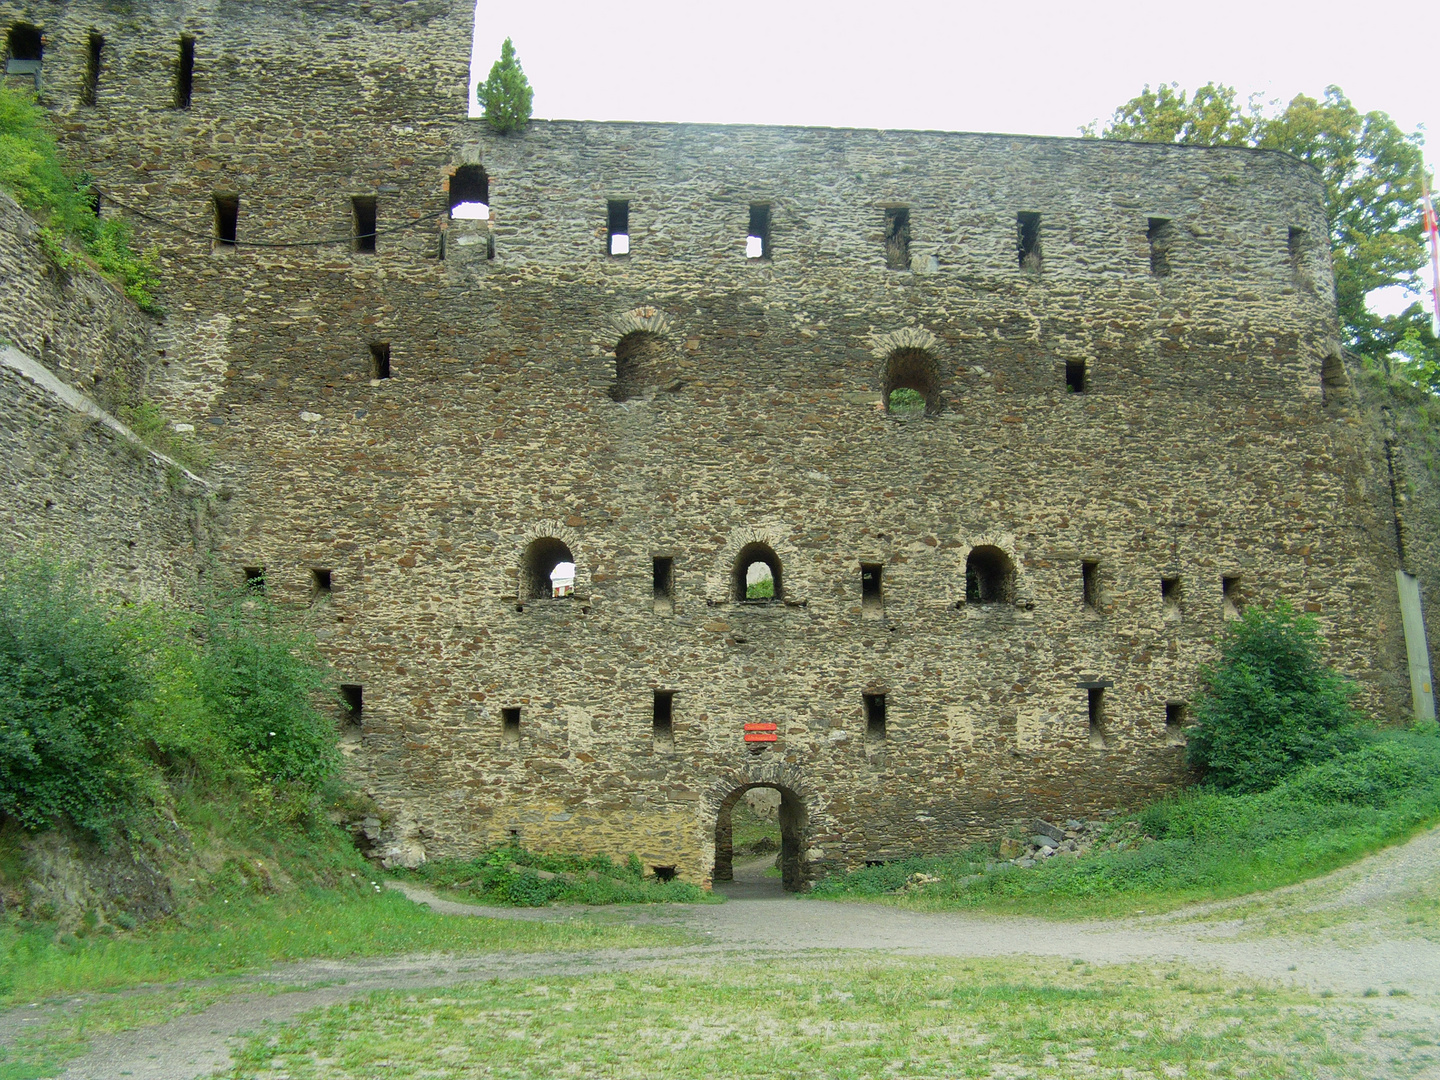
<box><xmin>1087</xmin><ymin>83</ymin><xmax>1436</xmax><ymax>383</ymax></box>
<box><xmin>1187</xmin><ymin>601</ymin><xmax>1362</xmax><ymax>792</ymax></box>
<box><xmin>476</xmin><ymin>38</ymin><xmax>534</xmax><ymax>135</ymax></box>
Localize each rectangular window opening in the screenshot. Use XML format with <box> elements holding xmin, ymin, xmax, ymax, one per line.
<box><xmin>339</xmin><ymin>684</ymin><xmax>363</xmax><ymax>726</ymax></box>
<box><xmin>653</xmin><ymin>690</ymin><xmax>674</xmax><ymax>748</ymax></box>
<box><xmin>1087</xmin><ymin>687</ymin><xmax>1107</xmax><ymax>749</ymax></box>
<box><xmin>1165</xmin><ymin>701</ymin><xmax>1187</xmax><ymax>746</ymax></box>
<box><xmin>861</xmin><ymin>562</ymin><xmax>883</xmax><ymax>613</ymax></box>
<box><xmin>311</xmin><ymin>568</ymin><xmax>333</xmax><ymax>598</ymax></box>
<box><xmin>242</xmin><ymin>566</ymin><xmax>265</xmax><ymax>593</ymax></box>
<box><xmin>607</xmin><ymin>199</ymin><xmax>629</xmax><ymax>256</ymax></box>
<box><xmin>1287</xmin><ymin>226</ymin><xmax>1306</xmax><ymax>271</ymax></box>
<box><xmin>652</xmin><ymin>556</ymin><xmax>674</xmax><ymax>614</ymax></box>
<box><xmin>1222</xmin><ymin>576</ymin><xmax>1242</xmax><ymax>619</ymax></box>
<box><xmin>1082</xmin><ymin>560</ymin><xmax>1100</xmax><ymax>610</ymax></box>
<box><xmin>747</xmin><ymin>203</ymin><xmax>771</xmax><ymax>259</ymax></box>
<box><xmin>502</xmin><ymin>706</ymin><xmax>521</xmax><ymax>745</ymax></box>
<box><xmin>1147</xmin><ymin>217</ymin><xmax>1173</xmax><ymax>277</ymax></box>
<box><xmin>370</xmin><ymin>342</ymin><xmax>391</xmax><ymax>380</ymax></box>
<box><xmin>1065</xmin><ymin>359</ymin><xmax>1087</xmax><ymax>393</ymax></box>
<box><xmin>81</xmin><ymin>32</ymin><xmax>103</xmax><ymax>105</ymax></box>
<box><xmin>213</xmin><ymin>192</ymin><xmax>238</xmax><ymax>250</ymax></box>
<box><xmin>1161</xmin><ymin>576</ymin><xmax>1183</xmax><ymax>622</ymax></box>
<box><xmin>352</xmin><ymin>196</ymin><xmax>377</xmax><ymax>253</ymax></box>
<box><xmin>864</xmin><ymin>692</ymin><xmax>887</xmax><ymax>742</ymax></box>
<box><xmin>174</xmin><ymin>35</ymin><xmax>195</xmax><ymax>109</ymax></box>
<box><xmin>6</xmin><ymin>22</ymin><xmax>42</xmax><ymax>62</ymax></box>
<box><xmin>884</xmin><ymin>207</ymin><xmax>911</xmax><ymax>270</ymax></box>
<box><xmin>1017</xmin><ymin>211</ymin><xmax>1042</xmax><ymax>271</ymax></box>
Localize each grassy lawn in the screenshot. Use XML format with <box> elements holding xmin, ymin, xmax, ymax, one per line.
<box><xmin>0</xmin><ymin>887</ymin><xmax>685</xmax><ymax>1005</ymax></box>
<box><xmin>220</xmin><ymin>956</ymin><xmax>1390</xmax><ymax>1079</ymax></box>
<box><xmin>812</xmin><ymin>731</ymin><xmax>1440</xmax><ymax>919</ymax></box>
<box><xmin>0</xmin><ymin>887</ymin><xmax>688</xmax><ymax>1080</ymax></box>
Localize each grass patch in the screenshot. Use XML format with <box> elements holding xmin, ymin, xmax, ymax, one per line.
<box><xmin>813</xmin><ymin>729</ymin><xmax>1440</xmax><ymax>918</ymax></box>
<box><xmin>394</xmin><ymin>847</ymin><xmax>717</xmax><ymax>907</ymax></box>
<box><xmin>221</xmin><ymin>956</ymin><xmax>1374</xmax><ymax>1079</ymax></box>
<box><xmin>0</xmin><ymin>885</ymin><xmax>682</xmax><ymax>1006</ymax></box>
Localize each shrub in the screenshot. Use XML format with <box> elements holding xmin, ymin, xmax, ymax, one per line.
<box><xmin>191</xmin><ymin>588</ymin><xmax>341</xmax><ymax>792</ymax></box>
<box><xmin>1186</xmin><ymin>600</ymin><xmax>1362</xmax><ymax>791</ymax></box>
<box><xmin>0</xmin><ymin>560</ymin><xmax>148</xmax><ymax>841</ymax></box>
<box><xmin>476</xmin><ymin>38</ymin><xmax>533</xmax><ymax>135</ymax></box>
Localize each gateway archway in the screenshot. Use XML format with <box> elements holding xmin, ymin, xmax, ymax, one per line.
<box><xmin>713</xmin><ymin>782</ymin><xmax>807</xmax><ymax>892</ymax></box>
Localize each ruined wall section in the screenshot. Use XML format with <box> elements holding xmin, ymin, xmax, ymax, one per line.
<box><xmin>0</xmin><ymin>194</ymin><xmax>216</xmax><ymax>602</ymax></box>
<box><xmin>3</xmin><ymin>0</ymin><xmax>1413</xmax><ymax>881</ymax></box>
<box><xmin>0</xmin><ymin>192</ymin><xmax>152</xmax><ymax>413</ymax></box>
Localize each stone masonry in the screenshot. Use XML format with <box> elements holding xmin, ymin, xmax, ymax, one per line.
<box><xmin>1</xmin><ymin>0</ymin><xmax>1423</xmax><ymax>886</ymax></box>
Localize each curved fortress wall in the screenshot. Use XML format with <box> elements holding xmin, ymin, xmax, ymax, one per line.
<box><xmin>4</xmin><ymin>0</ymin><xmax>1410</xmax><ymax>883</ymax></box>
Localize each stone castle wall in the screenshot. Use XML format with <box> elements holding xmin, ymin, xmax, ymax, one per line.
<box><xmin>0</xmin><ymin>192</ymin><xmax>215</xmax><ymax>603</ymax></box>
<box><xmin>2</xmin><ymin>0</ymin><xmax>1418</xmax><ymax>883</ymax></box>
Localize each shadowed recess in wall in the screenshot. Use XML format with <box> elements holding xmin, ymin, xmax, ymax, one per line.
<box><xmin>610</xmin><ymin>331</ymin><xmax>670</xmax><ymax>402</ymax></box>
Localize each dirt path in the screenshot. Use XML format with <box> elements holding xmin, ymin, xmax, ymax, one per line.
<box><xmin>32</xmin><ymin>826</ymin><xmax>1440</xmax><ymax>1080</ymax></box>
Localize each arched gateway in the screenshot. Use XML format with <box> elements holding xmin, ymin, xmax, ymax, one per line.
<box><xmin>706</xmin><ymin>762</ymin><xmax>812</xmax><ymax>891</ymax></box>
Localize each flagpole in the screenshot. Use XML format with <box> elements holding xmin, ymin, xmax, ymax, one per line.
<box><xmin>1423</xmin><ymin>171</ymin><xmax>1440</xmax><ymax>338</ymax></box>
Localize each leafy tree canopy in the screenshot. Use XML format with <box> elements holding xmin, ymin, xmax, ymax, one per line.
<box><xmin>1086</xmin><ymin>83</ymin><xmax>1437</xmax><ymax>388</ymax></box>
<box><xmin>477</xmin><ymin>38</ymin><xmax>534</xmax><ymax>135</ymax></box>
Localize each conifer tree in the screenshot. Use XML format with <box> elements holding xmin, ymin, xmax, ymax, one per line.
<box><xmin>477</xmin><ymin>38</ymin><xmax>533</xmax><ymax>135</ymax></box>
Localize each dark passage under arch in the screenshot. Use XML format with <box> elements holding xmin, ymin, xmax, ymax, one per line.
<box><xmin>713</xmin><ymin>782</ymin><xmax>807</xmax><ymax>892</ymax></box>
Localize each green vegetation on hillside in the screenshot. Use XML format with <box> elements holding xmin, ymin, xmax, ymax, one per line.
<box><xmin>0</xmin><ymin>557</ymin><xmax>341</xmax><ymax>846</ymax></box>
<box><xmin>812</xmin><ymin>729</ymin><xmax>1440</xmax><ymax>916</ymax></box>
<box><xmin>0</xmin><ymin>85</ymin><xmax>159</xmax><ymax>312</ymax></box>
<box><xmin>396</xmin><ymin>847</ymin><xmax>713</xmax><ymax>906</ymax></box>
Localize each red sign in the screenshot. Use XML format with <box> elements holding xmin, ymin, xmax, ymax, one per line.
<box><xmin>744</xmin><ymin>722</ymin><xmax>778</xmax><ymax>743</ymax></box>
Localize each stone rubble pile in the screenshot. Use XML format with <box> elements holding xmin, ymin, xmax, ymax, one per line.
<box><xmin>997</xmin><ymin>816</ymin><xmax>1143</xmax><ymax>869</ymax></box>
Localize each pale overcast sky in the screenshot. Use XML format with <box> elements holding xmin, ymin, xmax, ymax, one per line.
<box><xmin>469</xmin><ymin>0</ymin><xmax>1436</xmax><ymax>314</ymax></box>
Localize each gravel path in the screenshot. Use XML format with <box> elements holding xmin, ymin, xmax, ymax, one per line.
<box><xmin>27</xmin><ymin>825</ymin><xmax>1440</xmax><ymax>1080</ymax></box>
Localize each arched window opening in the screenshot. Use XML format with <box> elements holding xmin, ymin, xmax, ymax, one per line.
<box><xmin>735</xmin><ymin>542</ymin><xmax>782</xmax><ymax>602</ymax></box>
<box><xmin>449</xmin><ymin>165</ymin><xmax>489</xmax><ymax>220</ymax></box>
<box><xmin>965</xmin><ymin>545</ymin><xmax>1015</xmax><ymax>605</ymax></box>
<box><xmin>522</xmin><ymin>538</ymin><xmax>575</xmax><ymax>600</ymax></box>
<box><xmin>883</xmin><ymin>348</ymin><xmax>940</xmax><ymax>415</ymax></box>
<box><xmin>610</xmin><ymin>331</ymin><xmax>669</xmax><ymax>403</ymax></box>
